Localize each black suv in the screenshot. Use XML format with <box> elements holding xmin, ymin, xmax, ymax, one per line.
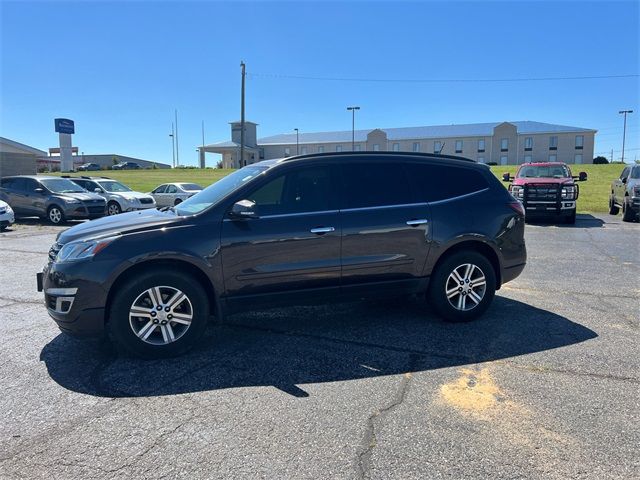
<box><xmin>38</xmin><ymin>153</ymin><xmax>526</xmax><ymax>358</ymax></box>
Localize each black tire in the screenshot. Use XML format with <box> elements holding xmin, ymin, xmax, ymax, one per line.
<box><xmin>427</xmin><ymin>251</ymin><xmax>496</xmax><ymax>323</ymax></box>
<box><xmin>0</xmin><ymin>225</ymin><xmax>6</xmax><ymax>232</ymax></box>
<box><xmin>174</xmin><ymin>198</ymin><xmax>182</xmax><ymax>206</ymax></box>
<box><xmin>564</xmin><ymin>210</ymin><xmax>576</xmax><ymax>224</ymax></box>
<box><xmin>609</xmin><ymin>196</ymin><xmax>620</xmax><ymax>215</ymax></box>
<box><xmin>107</xmin><ymin>201</ymin><xmax>122</xmax><ymax>216</ymax></box>
<box><xmin>622</xmin><ymin>199</ymin><xmax>636</xmax><ymax>222</ymax></box>
<box><xmin>107</xmin><ymin>269</ymin><xmax>209</xmax><ymax>358</ymax></box>
<box><xmin>47</xmin><ymin>205</ymin><xmax>65</xmax><ymax>225</ymax></box>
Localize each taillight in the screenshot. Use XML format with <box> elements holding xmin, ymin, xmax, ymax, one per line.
<box><xmin>508</xmin><ymin>201</ymin><xmax>525</xmax><ymax>216</ymax></box>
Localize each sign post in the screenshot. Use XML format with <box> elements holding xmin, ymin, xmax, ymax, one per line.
<box><xmin>54</xmin><ymin>118</ymin><xmax>75</xmax><ymax>172</ymax></box>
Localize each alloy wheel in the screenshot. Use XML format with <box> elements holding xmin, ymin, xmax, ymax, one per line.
<box><xmin>108</xmin><ymin>203</ymin><xmax>121</xmax><ymax>215</ymax></box>
<box><xmin>49</xmin><ymin>207</ymin><xmax>62</xmax><ymax>224</ymax></box>
<box><xmin>129</xmin><ymin>286</ymin><xmax>193</xmax><ymax>345</ymax></box>
<box><xmin>445</xmin><ymin>263</ymin><xmax>487</xmax><ymax>311</ymax></box>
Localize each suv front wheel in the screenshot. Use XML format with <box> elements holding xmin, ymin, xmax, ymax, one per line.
<box><xmin>428</xmin><ymin>251</ymin><xmax>496</xmax><ymax>322</ymax></box>
<box><xmin>108</xmin><ymin>269</ymin><xmax>209</xmax><ymax>358</ymax></box>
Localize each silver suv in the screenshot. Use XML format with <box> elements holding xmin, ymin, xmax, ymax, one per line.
<box><xmin>66</xmin><ymin>176</ymin><xmax>156</xmax><ymax>215</ymax></box>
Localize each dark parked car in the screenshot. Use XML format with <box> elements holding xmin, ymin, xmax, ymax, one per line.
<box><xmin>38</xmin><ymin>152</ymin><xmax>526</xmax><ymax>358</ymax></box>
<box><xmin>77</xmin><ymin>163</ymin><xmax>101</xmax><ymax>172</ymax></box>
<box><xmin>609</xmin><ymin>164</ymin><xmax>640</xmax><ymax>222</ymax></box>
<box><xmin>0</xmin><ymin>176</ymin><xmax>107</xmax><ymax>224</ymax></box>
<box><xmin>111</xmin><ymin>162</ymin><xmax>141</xmax><ymax>170</ymax></box>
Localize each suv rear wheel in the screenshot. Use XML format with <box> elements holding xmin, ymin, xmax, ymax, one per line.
<box><xmin>108</xmin><ymin>269</ymin><xmax>209</xmax><ymax>358</ymax></box>
<box><xmin>609</xmin><ymin>195</ymin><xmax>620</xmax><ymax>215</ymax></box>
<box><xmin>428</xmin><ymin>251</ymin><xmax>496</xmax><ymax>322</ymax></box>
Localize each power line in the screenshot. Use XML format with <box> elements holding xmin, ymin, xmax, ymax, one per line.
<box><xmin>247</xmin><ymin>72</ymin><xmax>639</xmax><ymax>84</ymax></box>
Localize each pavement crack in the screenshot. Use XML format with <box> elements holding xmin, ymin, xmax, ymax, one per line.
<box><xmin>499</xmin><ymin>360</ymin><xmax>640</xmax><ymax>384</ymax></box>
<box><xmin>356</xmin><ymin>353</ymin><xmax>418</xmax><ymax>480</ymax></box>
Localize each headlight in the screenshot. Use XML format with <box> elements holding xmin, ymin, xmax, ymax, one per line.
<box><xmin>510</xmin><ymin>185</ymin><xmax>524</xmax><ymax>199</ymax></box>
<box><xmin>63</xmin><ymin>198</ymin><xmax>80</xmax><ymax>204</ymax></box>
<box><xmin>561</xmin><ymin>186</ymin><xmax>577</xmax><ymax>200</ymax></box>
<box><xmin>55</xmin><ymin>235</ymin><xmax>120</xmax><ymax>263</ymax></box>
<box><xmin>633</xmin><ymin>185</ymin><xmax>640</xmax><ymax>197</ymax></box>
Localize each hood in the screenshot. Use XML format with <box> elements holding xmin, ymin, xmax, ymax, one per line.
<box><xmin>512</xmin><ymin>177</ymin><xmax>574</xmax><ymax>186</ymax></box>
<box><xmin>57</xmin><ymin>208</ymin><xmax>180</xmax><ymax>244</ymax></box>
<box><xmin>116</xmin><ymin>191</ymin><xmax>154</xmax><ymax>201</ymax></box>
<box><xmin>55</xmin><ymin>191</ymin><xmax>106</xmax><ymax>202</ymax></box>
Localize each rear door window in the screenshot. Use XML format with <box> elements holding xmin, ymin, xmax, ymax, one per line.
<box><xmin>166</xmin><ymin>185</ymin><xmax>178</xmax><ymax>194</ymax></box>
<box><xmin>407</xmin><ymin>163</ymin><xmax>489</xmax><ymax>202</ymax></box>
<box><xmin>340</xmin><ymin>162</ymin><xmax>412</xmax><ymax>209</ymax></box>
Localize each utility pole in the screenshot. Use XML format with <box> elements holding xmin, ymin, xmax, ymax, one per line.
<box><xmin>201</xmin><ymin>120</ymin><xmax>206</xmax><ymax>168</ymax></box>
<box><xmin>240</xmin><ymin>61</ymin><xmax>246</xmax><ymax>168</ymax></box>
<box><xmin>619</xmin><ymin>109</ymin><xmax>633</xmax><ymax>163</ymax></box>
<box><xmin>294</xmin><ymin>128</ymin><xmax>299</xmax><ymax>155</ymax></box>
<box><xmin>610</xmin><ymin>149</ymin><xmax>614</xmax><ymax>164</ymax></box>
<box><xmin>347</xmin><ymin>106</ymin><xmax>360</xmax><ymax>151</ymax></box>
<box><xmin>169</xmin><ymin>123</ymin><xmax>176</xmax><ymax>167</ymax></box>
<box><xmin>175</xmin><ymin>109</ymin><xmax>180</xmax><ymax>167</ymax></box>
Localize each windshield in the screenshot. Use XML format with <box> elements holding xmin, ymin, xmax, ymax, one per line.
<box><xmin>180</xmin><ymin>183</ymin><xmax>203</xmax><ymax>191</ymax></box>
<box><xmin>40</xmin><ymin>178</ymin><xmax>86</xmax><ymax>193</ymax></box>
<box><xmin>517</xmin><ymin>165</ymin><xmax>570</xmax><ymax>179</ymax></box>
<box><xmin>631</xmin><ymin>166</ymin><xmax>640</xmax><ymax>179</ymax></box>
<box><xmin>98</xmin><ymin>181</ymin><xmax>132</xmax><ymax>192</ymax></box>
<box><xmin>175</xmin><ymin>166</ymin><xmax>268</xmax><ymax>215</ymax></box>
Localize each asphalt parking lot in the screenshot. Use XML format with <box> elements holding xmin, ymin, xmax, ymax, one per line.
<box><xmin>1</xmin><ymin>214</ymin><xmax>638</xmax><ymax>479</ymax></box>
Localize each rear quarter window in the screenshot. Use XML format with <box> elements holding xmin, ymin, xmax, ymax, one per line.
<box><xmin>407</xmin><ymin>163</ymin><xmax>489</xmax><ymax>202</ymax></box>
<box><xmin>341</xmin><ymin>162</ymin><xmax>413</xmax><ymax>208</ymax></box>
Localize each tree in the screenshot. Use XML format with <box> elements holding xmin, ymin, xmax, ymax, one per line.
<box><xmin>112</xmin><ymin>156</ymin><xmax>119</xmax><ymax>165</ymax></box>
<box><xmin>593</xmin><ymin>156</ymin><xmax>609</xmax><ymax>164</ymax></box>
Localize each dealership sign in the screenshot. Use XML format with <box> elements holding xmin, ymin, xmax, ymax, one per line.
<box><xmin>54</xmin><ymin>118</ymin><xmax>75</xmax><ymax>134</ymax></box>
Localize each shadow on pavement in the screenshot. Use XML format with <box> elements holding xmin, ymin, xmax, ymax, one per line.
<box><xmin>40</xmin><ymin>295</ymin><xmax>597</xmax><ymax>398</ymax></box>
<box><xmin>526</xmin><ymin>213</ymin><xmax>605</xmax><ymax>228</ymax></box>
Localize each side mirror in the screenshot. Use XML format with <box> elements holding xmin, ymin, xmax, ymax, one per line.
<box><xmin>578</xmin><ymin>171</ymin><xmax>587</xmax><ymax>182</ymax></box>
<box><xmin>94</xmin><ymin>188</ymin><xmax>103</xmax><ymax>193</ymax></box>
<box><xmin>34</xmin><ymin>187</ymin><xmax>44</xmax><ymax>193</ymax></box>
<box><xmin>622</xmin><ymin>177</ymin><xmax>627</xmax><ymax>184</ymax></box>
<box><xmin>230</xmin><ymin>199</ymin><xmax>258</xmax><ymax>219</ymax></box>
<box><xmin>502</xmin><ymin>172</ymin><xmax>511</xmax><ymax>182</ymax></box>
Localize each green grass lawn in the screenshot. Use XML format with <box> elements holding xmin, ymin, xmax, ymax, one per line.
<box><xmin>51</xmin><ymin>163</ymin><xmax>626</xmax><ymax>214</ymax></box>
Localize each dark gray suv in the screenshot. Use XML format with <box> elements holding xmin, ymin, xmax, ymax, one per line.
<box><xmin>38</xmin><ymin>152</ymin><xmax>526</xmax><ymax>358</ymax></box>
<box><xmin>0</xmin><ymin>176</ymin><xmax>106</xmax><ymax>224</ymax></box>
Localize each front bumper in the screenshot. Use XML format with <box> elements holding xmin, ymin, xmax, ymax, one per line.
<box><xmin>0</xmin><ymin>210</ymin><xmax>15</xmax><ymax>227</ymax></box>
<box><xmin>629</xmin><ymin>196</ymin><xmax>640</xmax><ymax>213</ymax></box>
<box><xmin>523</xmin><ymin>200</ymin><xmax>576</xmax><ymax>216</ymax></box>
<box><xmin>64</xmin><ymin>203</ymin><xmax>107</xmax><ymax>219</ymax></box>
<box><xmin>37</xmin><ymin>261</ymin><xmax>108</xmax><ymax>338</ymax></box>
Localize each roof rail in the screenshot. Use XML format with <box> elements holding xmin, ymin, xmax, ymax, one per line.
<box><xmin>281</xmin><ymin>150</ymin><xmax>477</xmax><ymax>163</ymax></box>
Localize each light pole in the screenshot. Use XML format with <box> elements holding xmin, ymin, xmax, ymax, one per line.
<box><xmin>347</xmin><ymin>106</ymin><xmax>360</xmax><ymax>151</ymax></box>
<box><xmin>294</xmin><ymin>128</ymin><xmax>299</xmax><ymax>155</ymax></box>
<box><xmin>169</xmin><ymin>123</ymin><xmax>176</xmax><ymax>168</ymax></box>
<box><xmin>619</xmin><ymin>110</ymin><xmax>633</xmax><ymax>163</ymax></box>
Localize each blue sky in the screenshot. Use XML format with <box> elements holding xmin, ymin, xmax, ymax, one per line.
<box><xmin>1</xmin><ymin>0</ymin><xmax>639</xmax><ymax>165</ymax></box>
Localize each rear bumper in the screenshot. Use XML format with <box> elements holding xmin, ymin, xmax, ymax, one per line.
<box><xmin>501</xmin><ymin>263</ymin><xmax>526</xmax><ymax>286</ymax></box>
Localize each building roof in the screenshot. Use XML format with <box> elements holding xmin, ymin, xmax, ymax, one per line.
<box><xmin>0</xmin><ymin>136</ymin><xmax>47</xmax><ymax>155</ymax></box>
<box><xmin>249</xmin><ymin>121</ymin><xmax>596</xmax><ymax>146</ymax></box>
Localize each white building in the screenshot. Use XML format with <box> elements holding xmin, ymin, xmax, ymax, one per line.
<box><xmin>202</xmin><ymin>120</ymin><xmax>596</xmax><ymax>168</ymax></box>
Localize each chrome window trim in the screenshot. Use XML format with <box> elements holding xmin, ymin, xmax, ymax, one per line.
<box><xmin>341</xmin><ymin>202</ymin><xmax>428</xmax><ymax>213</ymax></box>
<box><xmin>428</xmin><ymin>188</ymin><xmax>490</xmax><ymax>206</ymax></box>
<box><xmin>224</xmin><ymin>209</ymin><xmax>339</xmax><ymax>221</ymax></box>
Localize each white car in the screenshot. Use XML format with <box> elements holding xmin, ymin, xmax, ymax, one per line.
<box><xmin>0</xmin><ymin>199</ymin><xmax>15</xmax><ymax>231</ymax></box>
<box><xmin>149</xmin><ymin>183</ymin><xmax>203</xmax><ymax>207</ymax></box>
<box><xmin>66</xmin><ymin>177</ymin><xmax>156</xmax><ymax>216</ymax></box>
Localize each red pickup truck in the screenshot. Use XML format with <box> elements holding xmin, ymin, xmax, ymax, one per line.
<box><xmin>502</xmin><ymin>162</ymin><xmax>587</xmax><ymax>224</ymax></box>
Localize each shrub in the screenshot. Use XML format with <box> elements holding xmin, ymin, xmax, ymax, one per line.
<box><xmin>593</xmin><ymin>156</ymin><xmax>609</xmax><ymax>164</ymax></box>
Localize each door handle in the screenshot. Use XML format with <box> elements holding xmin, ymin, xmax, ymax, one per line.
<box><xmin>406</xmin><ymin>219</ymin><xmax>429</xmax><ymax>226</ymax></box>
<box><xmin>310</xmin><ymin>226</ymin><xmax>335</xmax><ymax>234</ymax></box>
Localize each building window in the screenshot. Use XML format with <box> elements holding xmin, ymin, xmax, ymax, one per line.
<box><xmin>284</xmin><ymin>147</ymin><xmax>290</xmax><ymax>157</ymax></box>
<box><xmin>336</xmin><ymin>145</ymin><xmax>342</xmax><ymax>152</ymax></box>
<box><xmin>500</xmin><ymin>138</ymin><xmax>509</xmax><ymax>152</ymax></box>
<box><xmin>524</xmin><ymin>137</ymin><xmax>533</xmax><ymax>151</ymax></box>
<box><xmin>317</xmin><ymin>145</ymin><xmax>324</xmax><ymax>153</ymax></box>
<box><xmin>500</xmin><ymin>155</ymin><xmax>508</xmax><ymax>165</ymax></box>
<box><xmin>478</xmin><ymin>139</ymin><xmax>485</xmax><ymax>152</ymax></box>
<box><xmin>354</xmin><ymin>144</ymin><xmax>361</xmax><ymax>151</ymax></box>
<box><xmin>524</xmin><ymin>155</ymin><xmax>532</xmax><ymax>163</ymax></box>
<box><xmin>575</xmin><ymin>154</ymin><xmax>583</xmax><ymax>164</ymax></box>
<box><xmin>392</xmin><ymin>143</ymin><xmax>400</xmax><ymax>151</ymax></box>
<box><xmin>301</xmin><ymin>146</ymin><xmax>308</xmax><ymax>155</ymax></box>
<box><xmin>413</xmin><ymin>142</ymin><xmax>420</xmax><ymax>152</ymax></box>
<box><xmin>259</xmin><ymin>148</ymin><xmax>265</xmax><ymax>159</ymax></box>
<box><xmin>549</xmin><ymin>154</ymin><xmax>557</xmax><ymax>162</ymax></box>
<box><xmin>477</xmin><ymin>156</ymin><xmax>485</xmax><ymax>164</ymax></box>
<box><xmin>575</xmin><ymin>135</ymin><xmax>584</xmax><ymax>150</ymax></box>
<box><xmin>455</xmin><ymin>140</ymin><xmax>463</xmax><ymax>153</ymax></box>
<box><xmin>549</xmin><ymin>136</ymin><xmax>558</xmax><ymax>150</ymax></box>
<box><xmin>372</xmin><ymin>144</ymin><xmax>380</xmax><ymax>151</ymax></box>
<box><xmin>434</xmin><ymin>141</ymin><xmax>442</xmax><ymax>153</ymax></box>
